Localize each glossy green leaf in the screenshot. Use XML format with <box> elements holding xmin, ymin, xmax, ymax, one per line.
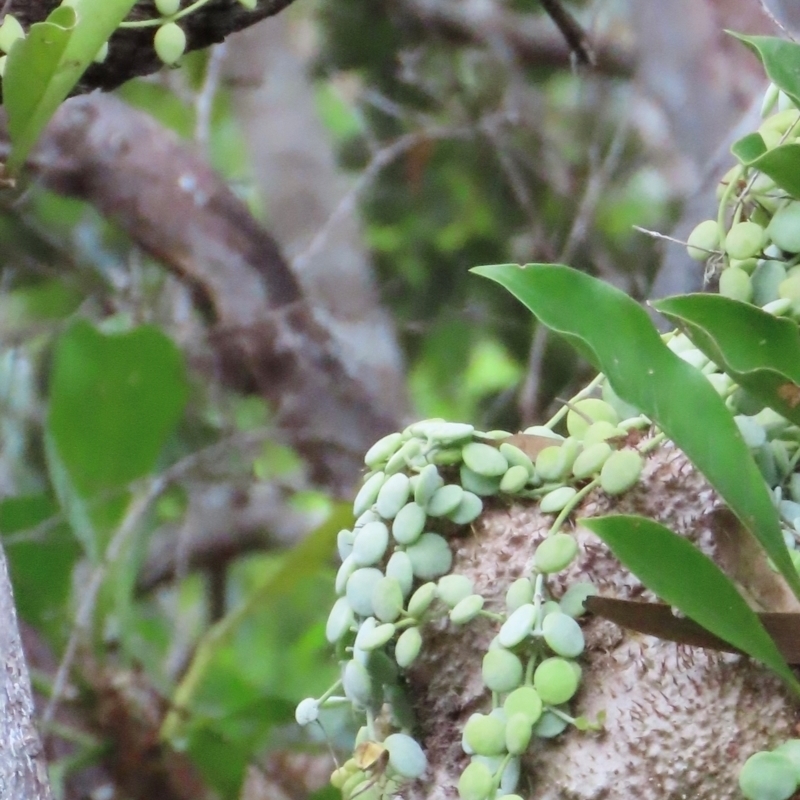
<box><xmin>730</xmin><ymin>34</ymin><xmax>800</xmax><ymax>107</ymax></box>
<box><xmin>653</xmin><ymin>294</ymin><xmax>800</xmax><ymax>426</ymax></box>
<box><xmin>473</xmin><ymin>263</ymin><xmax>800</xmax><ymax>598</ymax></box>
<box><xmin>4</xmin><ymin>0</ymin><xmax>138</xmax><ymax>172</ymax></box>
<box><xmin>584</xmin><ymin>515</ymin><xmax>800</xmax><ymax>694</ymax></box>
<box><xmin>729</xmin><ymin>136</ymin><xmax>800</xmax><ymax>198</ymax></box>
<box><xmin>48</xmin><ymin>320</ymin><xmax>188</xmax><ymax>495</ymax></box>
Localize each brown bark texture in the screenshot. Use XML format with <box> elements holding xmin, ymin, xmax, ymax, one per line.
<box><xmin>406</xmin><ymin>444</ymin><xmax>799</xmax><ymax>800</ymax></box>
<box><xmin>0</xmin><ymin>544</ymin><xmax>53</xmax><ymax>800</ymax></box>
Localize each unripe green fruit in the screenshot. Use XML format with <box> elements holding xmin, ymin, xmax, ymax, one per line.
<box><xmin>364</xmin><ymin>432</ymin><xmax>403</xmax><ymax>468</ymax></box>
<box><xmin>738</xmin><ymin>751</ymin><xmax>797</xmax><ymax>800</ymax></box>
<box><xmin>686</xmin><ymin>219</ymin><xmax>719</xmax><ymax>260</ymax></box>
<box><xmin>724</xmin><ymin>221</ymin><xmax>767</xmax><ymax>260</ymax></box>
<box><xmin>600</xmin><ymin>448</ymin><xmax>644</xmax><ymax>495</ymax></box>
<box><xmin>462</xmin><ymin>442</ymin><xmax>509</xmax><ymax>477</ymax></box>
<box><xmin>498</xmin><ymin>603</ymin><xmax>536</xmax><ymax>647</ymax></box>
<box><xmin>392</xmin><ymin>502</ymin><xmax>426</xmax><ymax>545</ymax></box>
<box><xmin>437</xmin><ymin>574</ymin><xmax>474</xmax><ymax>608</ymax></box>
<box><xmin>505</xmin><ymin>577</ymin><xmax>534</xmax><ymax>612</ymax></box>
<box><xmin>503</xmin><ymin>686</ymin><xmax>543</xmax><ymax>725</ymax></box>
<box><xmin>450</xmin><ymin>593</ymin><xmax>485</xmax><ymax>624</ymax></box>
<box><xmin>566</xmin><ymin>399</ymin><xmax>619</xmax><ymax>438</ymax></box>
<box><xmin>769</xmin><ymin>202</ymin><xmax>800</xmax><ymax>253</ymax></box>
<box><xmin>505</xmin><ymin>712</ymin><xmax>533</xmax><ymax>755</ymax></box>
<box><xmin>534</xmin><ymin>533</ymin><xmax>578</xmax><ymax>573</ymax></box>
<box><xmin>237</xmin><ymin>0</ymin><xmax>258</xmax><ymax>8</ymax></box>
<box><xmin>572</xmin><ymin>441</ymin><xmax>613</xmax><ymax>479</ymax></box>
<box><xmin>406</xmin><ymin>532</ymin><xmax>453</xmax><ymax>580</ymax></box>
<box><xmin>718</xmin><ymin>267</ymin><xmax>753</xmax><ymax>303</ymax></box>
<box><xmin>559</xmin><ymin>581</ymin><xmax>597</xmax><ymax>617</ymax></box>
<box><xmin>385</xmin><ymin>733</ymin><xmax>427</xmax><ymax>779</ymax></box>
<box><xmin>482</xmin><ymin>648</ymin><xmax>524</xmax><ymax>692</ymax></box>
<box><xmin>154</xmin><ymin>22</ymin><xmax>187</xmax><ymax>66</ymax></box>
<box><xmin>542</xmin><ymin>611</ymin><xmax>585</xmax><ymax>657</ymax></box>
<box><xmin>540</xmin><ymin>485</ymin><xmax>577</xmax><ymax>513</ymax></box>
<box><xmin>395</xmin><ymin>626</ymin><xmax>422</xmax><ymax>667</ymax></box>
<box><xmin>463</xmin><ymin>713</ymin><xmax>507</xmax><ymax>756</ymax></box>
<box><xmin>353</xmin><ymin>471</ymin><xmax>385</xmax><ymax>517</ymax></box>
<box><xmin>407</xmin><ymin>582</ymin><xmax>437</xmax><ymax>618</ymax></box>
<box><xmin>533</xmin><ymin>657</ymin><xmax>580</xmax><ymax>705</ymax></box>
<box><xmin>371</xmin><ymin>576</ymin><xmax>404</xmax><ymax>622</ymax></box>
<box><xmin>775</xmin><ymin>739</ymin><xmax>800</xmax><ymax>781</ymax></box>
<box><xmin>752</xmin><ymin>260</ymin><xmax>788</xmax><ymax>306</ymax></box>
<box><xmin>458</xmin><ymin>761</ymin><xmax>493</xmax><ymax>800</ymax></box>
<box><xmin>376</xmin><ymin>473</ymin><xmax>411</xmax><ymax>519</ymax></box>
<box><xmin>427</xmin><ymin>484</ymin><xmax>464</xmax><ymax>517</ymax></box>
<box><xmin>155</xmin><ymin>0</ymin><xmax>181</xmax><ymax>15</ymax></box>
<box><xmin>448</xmin><ymin>491</ymin><xmax>483</xmax><ymax>525</ymax></box>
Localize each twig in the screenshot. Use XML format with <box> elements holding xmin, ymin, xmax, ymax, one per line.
<box><xmin>757</xmin><ymin>0</ymin><xmax>797</xmax><ymax>42</ymax></box>
<box><xmin>292</xmin><ymin>127</ymin><xmax>470</xmax><ymax>274</ymax></box>
<box><xmin>195</xmin><ymin>42</ymin><xmax>228</xmax><ymax>149</ymax></box>
<box><xmin>539</xmin><ymin>0</ymin><xmax>596</xmax><ymax>66</ymax></box>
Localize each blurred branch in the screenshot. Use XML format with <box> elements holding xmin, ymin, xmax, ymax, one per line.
<box><xmin>402</xmin><ymin>0</ymin><xmax>634</xmax><ymax>76</ymax></box>
<box><xmin>1</xmin><ymin>93</ymin><xmax>402</xmax><ymax>492</ymax></box>
<box><xmin>0</xmin><ymin>543</ymin><xmax>54</xmax><ymax>800</ymax></box>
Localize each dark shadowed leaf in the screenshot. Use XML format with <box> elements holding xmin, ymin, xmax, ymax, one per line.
<box><xmin>472</xmin><ymin>263</ymin><xmax>800</xmax><ymax>599</ymax></box>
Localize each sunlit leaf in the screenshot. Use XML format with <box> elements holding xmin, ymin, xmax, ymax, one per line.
<box><xmin>472</xmin><ymin>263</ymin><xmax>800</xmax><ymax>598</ymax></box>
<box><xmin>730</xmin><ymin>135</ymin><xmax>800</xmax><ymax>198</ymax></box>
<box><xmin>729</xmin><ymin>34</ymin><xmax>800</xmax><ymax>107</ymax></box>
<box><xmin>653</xmin><ymin>294</ymin><xmax>800</xmax><ymax>426</ymax></box>
<box><xmin>584</xmin><ymin>515</ymin><xmax>800</xmax><ymax>694</ymax></box>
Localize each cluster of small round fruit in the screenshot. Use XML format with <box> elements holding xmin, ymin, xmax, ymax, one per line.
<box><xmin>685</xmin><ymin>84</ymin><xmax>800</xmax><ymax>314</ymax></box>
<box><xmin>295</xmin><ymin>389</ymin><xmax>660</xmax><ymax>800</ymax></box>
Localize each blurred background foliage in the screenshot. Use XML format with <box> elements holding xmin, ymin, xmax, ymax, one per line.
<box><xmin>0</xmin><ymin>0</ymin><xmax>776</xmax><ymax>797</ymax></box>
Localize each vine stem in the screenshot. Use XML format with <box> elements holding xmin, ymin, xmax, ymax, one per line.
<box><xmin>119</xmin><ymin>0</ymin><xmax>214</xmax><ymax>28</ymax></box>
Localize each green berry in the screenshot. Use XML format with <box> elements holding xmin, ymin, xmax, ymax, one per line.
<box><xmin>503</xmin><ymin>686</ymin><xmax>543</xmax><ymax>725</ymax></box>
<box><xmin>505</xmin><ymin>712</ymin><xmax>533</xmax><ymax>755</ymax></box>
<box><xmin>482</xmin><ymin>649</ymin><xmax>524</xmax><ymax>693</ymax></box>
<box><xmin>376</xmin><ymin>473</ymin><xmax>411</xmax><ymax>519</ymax></box>
<box><xmin>395</xmin><ymin>626</ymin><xmax>423</xmax><ymax>667</ymax></box>
<box><xmin>460</xmin><ymin>464</ymin><xmax>501</xmax><ymax>496</ymax></box>
<box><xmin>500</xmin><ymin>464</ymin><xmax>531</xmax><ymax>493</ymax></box>
<box><xmin>534</xmin><ymin>533</ymin><xmax>578</xmax><ymax>573</ymax></box>
<box><xmin>535</xmin><ymin>445</ymin><xmax>571</xmax><ymax>482</ymax></box>
<box><xmin>461</xmin><ymin>442</ymin><xmax>509</xmax><ymax>477</ymax></box>
<box><xmin>458</xmin><ymin>761</ymin><xmax>493</xmax><ymax>800</ymax></box>
<box><xmin>724</xmin><ymin>221</ymin><xmax>766</xmax><ymax>260</ymax></box>
<box><xmin>719</xmin><ymin>267</ymin><xmax>753</xmax><ymax>303</ymax></box>
<box><xmin>499</xmin><ymin>442</ymin><xmax>535</xmax><ymax>475</ymax></box>
<box><xmin>539</xmin><ymin>486</ymin><xmax>577</xmax><ymax>514</ymax></box>
<box><xmin>774</xmin><ymin>739</ymin><xmax>800</xmax><ymax>781</ymax></box>
<box><xmin>406</xmin><ymin>532</ymin><xmax>453</xmax><ymax>580</ymax></box>
<box><xmin>599</xmin><ymin>448</ymin><xmax>644</xmax><ymax>495</ymax></box>
<box><xmin>353</xmin><ymin>471</ymin><xmax>386</xmax><ymax>517</ymax></box>
<box><xmin>153</xmin><ymin>22</ymin><xmax>187</xmax><ymax>66</ymax></box>
<box><xmin>542</xmin><ymin>611</ymin><xmax>585</xmax><ymax>657</ymax></box>
<box><xmin>769</xmin><ymin>202</ymin><xmax>800</xmax><ymax>253</ymax></box>
<box><xmin>407</xmin><ymin>582</ymin><xmax>437</xmax><ymax>618</ymax></box>
<box><xmin>357</xmin><ymin>621</ymin><xmax>396</xmax><ymax>651</ymax></box>
<box><xmin>386</xmin><ymin>550</ymin><xmax>413</xmax><ymax>597</ymax></box>
<box><xmin>752</xmin><ymin>260</ymin><xmax>788</xmax><ymax>306</ymax></box>
<box><xmin>686</xmin><ymin>219</ymin><xmax>719</xmax><ymax>260</ymax></box>
<box><xmin>533</xmin><ymin>657</ymin><xmax>580</xmax><ymax>705</ymax></box>
<box><xmin>533</xmin><ymin>708</ymin><xmax>569</xmax><ymax>737</ymax></box>
<box><xmin>450</xmin><ymin>594</ymin><xmax>485</xmax><ymax>624</ymax></box>
<box><xmin>427</xmin><ymin>484</ymin><xmax>464</xmax><ymax>517</ymax></box>
<box><xmin>385</xmin><ymin>733</ymin><xmax>427</xmax><ymax>779</ymax></box>
<box><xmin>463</xmin><ymin>713</ymin><xmax>507</xmax><ymax>757</ymax></box>
<box><xmin>448</xmin><ymin>491</ymin><xmax>483</xmax><ymax>525</ymax></box>
<box><xmin>343</xmin><ymin>659</ymin><xmax>373</xmax><ymax>707</ymax></box>
<box><xmin>437</xmin><ymin>574</ymin><xmax>474</xmax><ymax>608</ymax></box>
<box><xmin>326</xmin><ymin>597</ymin><xmax>355</xmax><ymax>643</ymax></box>
<box><xmin>364</xmin><ymin>432</ymin><xmax>404</xmax><ymax>468</ymax></box>
<box><xmin>498</xmin><ymin>603</ymin><xmax>536</xmax><ymax>648</ymax></box>
<box><xmin>572</xmin><ymin>441</ymin><xmax>613</xmax><ymax>479</ymax></box>
<box><xmin>739</xmin><ymin>751</ymin><xmax>797</xmax><ymax>800</ymax></box>
<box><xmin>346</xmin><ymin>568</ymin><xmax>384</xmax><ymax>617</ymax></box>
<box><xmin>582</xmin><ymin>421</ymin><xmax>623</xmax><ymax>446</ymax></box>
<box><xmin>155</xmin><ymin>0</ymin><xmax>181</xmax><ymax>14</ymax></box>
<box><xmin>414</xmin><ymin>463</ymin><xmax>444</xmax><ymax>507</ymax></box>
<box><xmin>351</xmin><ymin>521</ymin><xmax>389</xmax><ymax>567</ymax></box>
<box><xmin>559</xmin><ymin>582</ymin><xmax>597</xmax><ymax>617</ymax></box>
<box><xmin>295</xmin><ymin>697</ymin><xmax>319</xmax><ymax>726</ymax></box>
<box><xmin>392</xmin><ymin>502</ymin><xmax>427</xmax><ymax>545</ymax></box>
<box><xmin>371</xmin><ymin>576</ymin><xmax>404</xmax><ymax>622</ymax></box>
<box><xmin>505</xmin><ymin>577</ymin><xmax>534</xmax><ymax>612</ymax></box>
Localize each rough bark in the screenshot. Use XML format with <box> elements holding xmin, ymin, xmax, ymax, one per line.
<box><xmin>8</xmin><ymin>93</ymin><xmax>402</xmax><ymax>494</ymax></box>
<box><xmin>0</xmin><ymin>544</ymin><xmax>53</xmax><ymax>800</ymax></box>
<box><xmin>407</xmin><ymin>444</ymin><xmax>799</xmax><ymax>800</ymax></box>
<box><xmin>4</xmin><ymin>1</ymin><xmax>298</xmax><ymax>97</ymax></box>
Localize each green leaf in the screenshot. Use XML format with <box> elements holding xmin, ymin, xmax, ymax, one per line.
<box><xmin>0</xmin><ymin>493</ymin><xmax>80</xmax><ymax>644</ymax></box>
<box><xmin>583</xmin><ymin>515</ymin><xmax>800</xmax><ymax>694</ymax></box>
<box><xmin>4</xmin><ymin>0</ymin><xmax>138</xmax><ymax>172</ymax></box>
<box><xmin>729</xmin><ymin>138</ymin><xmax>800</xmax><ymax>199</ymax></box>
<box><xmin>653</xmin><ymin>294</ymin><xmax>800</xmax><ymax>426</ymax></box>
<box><xmin>48</xmin><ymin>320</ymin><xmax>188</xmax><ymax>495</ymax></box>
<box><xmin>729</xmin><ymin>34</ymin><xmax>800</xmax><ymax>107</ymax></box>
<box><xmin>472</xmin><ymin>263</ymin><xmax>800</xmax><ymax>599</ymax></box>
